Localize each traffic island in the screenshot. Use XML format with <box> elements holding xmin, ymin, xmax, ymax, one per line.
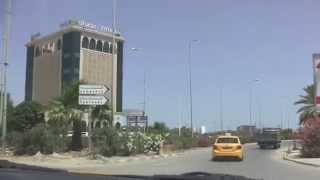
<box><xmin>283</xmin><ymin>150</ymin><xmax>320</xmax><ymax>167</ymax></box>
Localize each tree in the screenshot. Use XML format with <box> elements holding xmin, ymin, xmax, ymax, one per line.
<box><xmin>47</xmin><ymin>81</ymin><xmax>83</xmax><ymax>151</ymax></box>
<box><xmin>294</xmin><ymin>84</ymin><xmax>319</xmax><ymax>125</ymax></box>
<box><xmin>7</xmin><ymin>101</ymin><xmax>44</xmax><ymax>133</ymax></box>
<box><xmin>149</xmin><ymin>122</ymin><xmax>169</xmax><ymax>136</ymax></box>
<box><xmin>91</xmin><ymin>104</ymin><xmax>111</xmax><ymax>128</ymax></box>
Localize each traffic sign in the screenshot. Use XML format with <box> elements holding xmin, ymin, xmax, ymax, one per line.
<box><xmin>79</xmin><ymin>84</ymin><xmax>111</xmax><ymax>106</ymax></box>
<box><xmin>79</xmin><ymin>95</ymin><xmax>109</xmax><ymax>105</ymax></box>
<box><xmin>79</xmin><ymin>84</ymin><xmax>110</xmax><ymax>95</ymax></box>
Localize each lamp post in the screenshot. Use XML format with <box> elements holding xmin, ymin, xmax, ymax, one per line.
<box><xmin>188</xmin><ymin>39</ymin><xmax>198</xmax><ymax>137</ymax></box>
<box><xmin>1</xmin><ymin>0</ymin><xmax>11</xmax><ymax>154</ymax></box>
<box><xmin>249</xmin><ymin>79</ymin><xmax>260</xmax><ymax>125</ymax></box>
<box><xmin>131</xmin><ymin>48</ymin><xmax>147</xmax><ymax>116</ymax></box>
<box><xmin>219</xmin><ymin>85</ymin><xmax>224</xmax><ymax>132</ymax></box>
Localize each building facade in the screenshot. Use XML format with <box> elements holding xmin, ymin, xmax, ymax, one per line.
<box><xmin>25</xmin><ymin>20</ymin><xmax>124</xmax><ymax>112</ymax></box>
<box><xmin>237</xmin><ymin>125</ymin><xmax>257</xmax><ymax>137</ymax></box>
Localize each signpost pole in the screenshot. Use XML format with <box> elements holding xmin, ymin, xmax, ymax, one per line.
<box><xmin>88</xmin><ymin>106</ymin><xmax>93</xmax><ymax>156</ymax></box>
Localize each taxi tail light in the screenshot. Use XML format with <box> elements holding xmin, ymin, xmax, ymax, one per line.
<box><xmin>213</xmin><ymin>145</ymin><xmax>218</xmax><ymax>150</ymax></box>
<box><xmin>236</xmin><ymin>145</ymin><xmax>242</xmax><ymax>149</ymax></box>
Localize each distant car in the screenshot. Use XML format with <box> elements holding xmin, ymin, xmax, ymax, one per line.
<box><xmin>212</xmin><ymin>135</ymin><xmax>244</xmax><ymax>161</ymax></box>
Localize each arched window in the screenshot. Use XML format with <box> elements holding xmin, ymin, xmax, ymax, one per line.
<box><xmin>96</xmin><ymin>40</ymin><xmax>103</xmax><ymax>51</ymax></box>
<box><xmin>89</xmin><ymin>39</ymin><xmax>96</xmax><ymax>50</ymax></box>
<box><xmin>102</xmin><ymin>121</ymin><xmax>108</xmax><ymax>128</ymax></box>
<box><xmin>57</xmin><ymin>39</ymin><xmax>61</xmax><ymax>50</ymax></box>
<box><xmin>82</xmin><ymin>37</ymin><xmax>89</xmax><ymax>48</ymax></box>
<box><xmin>95</xmin><ymin>121</ymin><xmax>101</xmax><ymax>128</ymax></box>
<box><xmin>35</xmin><ymin>46</ymin><xmax>40</xmax><ymax>57</ymax></box>
<box><xmin>115</xmin><ymin>122</ymin><xmax>121</xmax><ymax>130</ymax></box>
<box><xmin>103</xmin><ymin>42</ymin><xmax>110</xmax><ymax>53</ymax></box>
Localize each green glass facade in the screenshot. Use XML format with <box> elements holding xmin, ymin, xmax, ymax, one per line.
<box><xmin>25</xmin><ymin>46</ymin><xmax>34</xmax><ymax>101</ymax></box>
<box><xmin>61</xmin><ymin>31</ymin><xmax>81</xmax><ymax>92</ymax></box>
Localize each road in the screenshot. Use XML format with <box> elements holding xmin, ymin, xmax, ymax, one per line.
<box><xmin>70</xmin><ymin>141</ymin><xmax>320</xmax><ymax>180</ymax></box>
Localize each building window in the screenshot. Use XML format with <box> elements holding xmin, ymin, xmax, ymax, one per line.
<box><xmin>82</xmin><ymin>37</ymin><xmax>89</xmax><ymax>48</ymax></box>
<box><xmin>103</xmin><ymin>41</ymin><xmax>110</xmax><ymax>53</ymax></box>
<box><xmin>110</xmin><ymin>43</ymin><xmax>113</xmax><ymax>54</ymax></box>
<box><xmin>57</xmin><ymin>39</ymin><xmax>62</xmax><ymax>50</ymax></box>
<box><xmin>89</xmin><ymin>39</ymin><xmax>96</xmax><ymax>50</ymax></box>
<box><xmin>96</xmin><ymin>40</ymin><xmax>103</xmax><ymax>51</ymax></box>
<box><xmin>35</xmin><ymin>46</ymin><xmax>40</xmax><ymax>57</ymax></box>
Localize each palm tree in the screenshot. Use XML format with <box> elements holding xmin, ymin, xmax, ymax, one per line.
<box><xmin>295</xmin><ymin>84</ymin><xmax>320</xmax><ymax>125</ymax></box>
<box><xmin>91</xmin><ymin>104</ymin><xmax>112</xmax><ymax>128</ymax></box>
<box><xmin>47</xmin><ymin>81</ymin><xmax>83</xmax><ymax>151</ymax></box>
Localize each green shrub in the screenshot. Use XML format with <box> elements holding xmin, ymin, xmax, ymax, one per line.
<box><xmin>165</xmin><ymin>128</ymin><xmax>194</xmax><ymax>150</ymax></box>
<box><xmin>12</xmin><ymin>124</ymin><xmax>69</xmax><ymax>155</ymax></box>
<box><xmin>196</xmin><ymin>136</ymin><xmax>211</xmax><ymax>147</ymax></box>
<box><xmin>92</xmin><ymin>127</ymin><xmax>119</xmax><ymax>157</ymax></box>
<box><xmin>92</xmin><ymin>127</ymin><xmax>165</xmax><ymax>157</ymax></box>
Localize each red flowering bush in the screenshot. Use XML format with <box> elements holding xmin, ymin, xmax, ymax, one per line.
<box><xmin>300</xmin><ymin>118</ymin><xmax>320</xmax><ymax>157</ymax></box>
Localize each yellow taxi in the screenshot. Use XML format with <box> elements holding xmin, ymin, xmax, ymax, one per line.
<box><xmin>212</xmin><ymin>134</ymin><xmax>244</xmax><ymax>161</ymax></box>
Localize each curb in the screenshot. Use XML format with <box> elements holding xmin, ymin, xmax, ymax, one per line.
<box><xmin>282</xmin><ymin>151</ymin><xmax>320</xmax><ymax>167</ymax></box>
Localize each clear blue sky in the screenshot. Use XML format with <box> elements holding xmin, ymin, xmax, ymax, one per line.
<box><xmin>0</xmin><ymin>0</ymin><xmax>318</xmax><ymax>131</ymax></box>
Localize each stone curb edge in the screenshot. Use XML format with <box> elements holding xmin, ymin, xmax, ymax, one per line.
<box><xmin>282</xmin><ymin>151</ymin><xmax>320</xmax><ymax>167</ymax></box>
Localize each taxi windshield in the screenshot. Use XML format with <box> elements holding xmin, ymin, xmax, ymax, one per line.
<box><xmin>217</xmin><ymin>138</ymin><xmax>239</xmax><ymax>144</ymax></box>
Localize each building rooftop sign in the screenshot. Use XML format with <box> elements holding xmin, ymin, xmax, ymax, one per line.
<box><xmin>59</xmin><ymin>19</ymin><xmax>120</xmax><ymax>35</ymax></box>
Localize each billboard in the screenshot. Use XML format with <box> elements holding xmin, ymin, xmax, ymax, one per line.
<box><xmin>313</xmin><ymin>54</ymin><xmax>320</xmax><ymax>106</ymax></box>
<box><xmin>127</xmin><ymin>115</ymin><xmax>148</xmax><ymax>127</ymax></box>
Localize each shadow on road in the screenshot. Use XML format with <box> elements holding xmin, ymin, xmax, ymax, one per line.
<box><xmin>210</xmin><ymin>157</ymin><xmax>243</xmax><ymax>162</ymax></box>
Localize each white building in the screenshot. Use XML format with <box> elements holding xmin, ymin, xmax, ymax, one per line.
<box><xmin>200</xmin><ymin>126</ymin><xmax>206</xmax><ymax>134</ymax></box>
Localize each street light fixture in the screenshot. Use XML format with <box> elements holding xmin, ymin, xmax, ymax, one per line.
<box><xmin>188</xmin><ymin>39</ymin><xmax>199</xmax><ymax>137</ymax></box>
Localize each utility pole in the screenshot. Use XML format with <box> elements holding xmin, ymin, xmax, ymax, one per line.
<box><xmin>111</xmin><ymin>0</ymin><xmax>117</xmax><ymax>124</ymax></box>
<box><xmin>0</xmin><ymin>66</ymin><xmax>4</xmax><ymax>129</ymax></box>
<box><xmin>187</xmin><ymin>40</ymin><xmax>198</xmax><ymax>137</ymax></box>
<box><xmin>249</xmin><ymin>79</ymin><xmax>259</xmax><ymax>125</ymax></box>
<box><xmin>1</xmin><ymin>0</ymin><xmax>11</xmax><ymax>154</ymax></box>
<box><xmin>130</xmin><ymin>48</ymin><xmax>147</xmax><ymax>116</ymax></box>
<box><xmin>219</xmin><ymin>85</ymin><xmax>223</xmax><ymax>132</ymax></box>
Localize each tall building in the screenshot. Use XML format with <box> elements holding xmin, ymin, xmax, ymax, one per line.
<box><xmin>237</xmin><ymin>125</ymin><xmax>257</xmax><ymax>137</ymax></box>
<box><xmin>25</xmin><ymin>19</ymin><xmax>124</xmax><ymax>112</ymax></box>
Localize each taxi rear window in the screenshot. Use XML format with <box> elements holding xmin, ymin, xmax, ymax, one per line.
<box><xmin>216</xmin><ymin>138</ymin><xmax>239</xmax><ymax>143</ymax></box>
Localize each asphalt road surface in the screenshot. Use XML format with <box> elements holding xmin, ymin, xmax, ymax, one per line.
<box><xmin>70</xmin><ymin>141</ymin><xmax>320</xmax><ymax>180</ymax></box>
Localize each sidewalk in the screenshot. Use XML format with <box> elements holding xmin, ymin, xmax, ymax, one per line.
<box><xmin>0</xmin><ymin>151</ymin><xmax>180</xmax><ymax>170</ymax></box>
<box><xmin>283</xmin><ymin>150</ymin><xmax>320</xmax><ymax>167</ymax></box>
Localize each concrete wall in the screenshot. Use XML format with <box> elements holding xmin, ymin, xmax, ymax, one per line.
<box><xmin>33</xmin><ymin>51</ymin><xmax>61</xmax><ymax>105</ymax></box>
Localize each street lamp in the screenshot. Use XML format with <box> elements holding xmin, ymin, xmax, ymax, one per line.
<box><xmin>219</xmin><ymin>84</ymin><xmax>224</xmax><ymax>132</ymax></box>
<box><xmin>249</xmin><ymin>79</ymin><xmax>260</xmax><ymax>126</ymax></box>
<box><xmin>188</xmin><ymin>39</ymin><xmax>199</xmax><ymax>137</ymax></box>
<box><xmin>1</xmin><ymin>0</ymin><xmax>11</xmax><ymax>154</ymax></box>
<box><xmin>131</xmin><ymin>48</ymin><xmax>147</xmax><ymax>116</ymax></box>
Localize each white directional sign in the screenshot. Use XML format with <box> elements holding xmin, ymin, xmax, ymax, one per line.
<box><xmin>79</xmin><ymin>84</ymin><xmax>111</xmax><ymax>106</ymax></box>
<box><xmin>79</xmin><ymin>95</ymin><xmax>109</xmax><ymax>105</ymax></box>
<box><xmin>79</xmin><ymin>85</ymin><xmax>110</xmax><ymax>95</ymax></box>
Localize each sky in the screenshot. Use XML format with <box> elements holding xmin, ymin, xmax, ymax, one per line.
<box><xmin>0</xmin><ymin>0</ymin><xmax>318</xmax><ymax>131</ymax></box>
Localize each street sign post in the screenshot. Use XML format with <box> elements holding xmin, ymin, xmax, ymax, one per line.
<box><xmin>78</xmin><ymin>84</ymin><xmax>111</xmax><ymax>156</ymax></box>
<box><xmin>79</xmin><ymin>84</ymin><xmax>110</xmax><ymax>106</ymax></box>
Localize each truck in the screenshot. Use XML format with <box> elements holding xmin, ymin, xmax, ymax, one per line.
<box><xmin>257</xmin><ymin>128</ymin><xmax>281</xmax><ymax>149</ymax></box>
